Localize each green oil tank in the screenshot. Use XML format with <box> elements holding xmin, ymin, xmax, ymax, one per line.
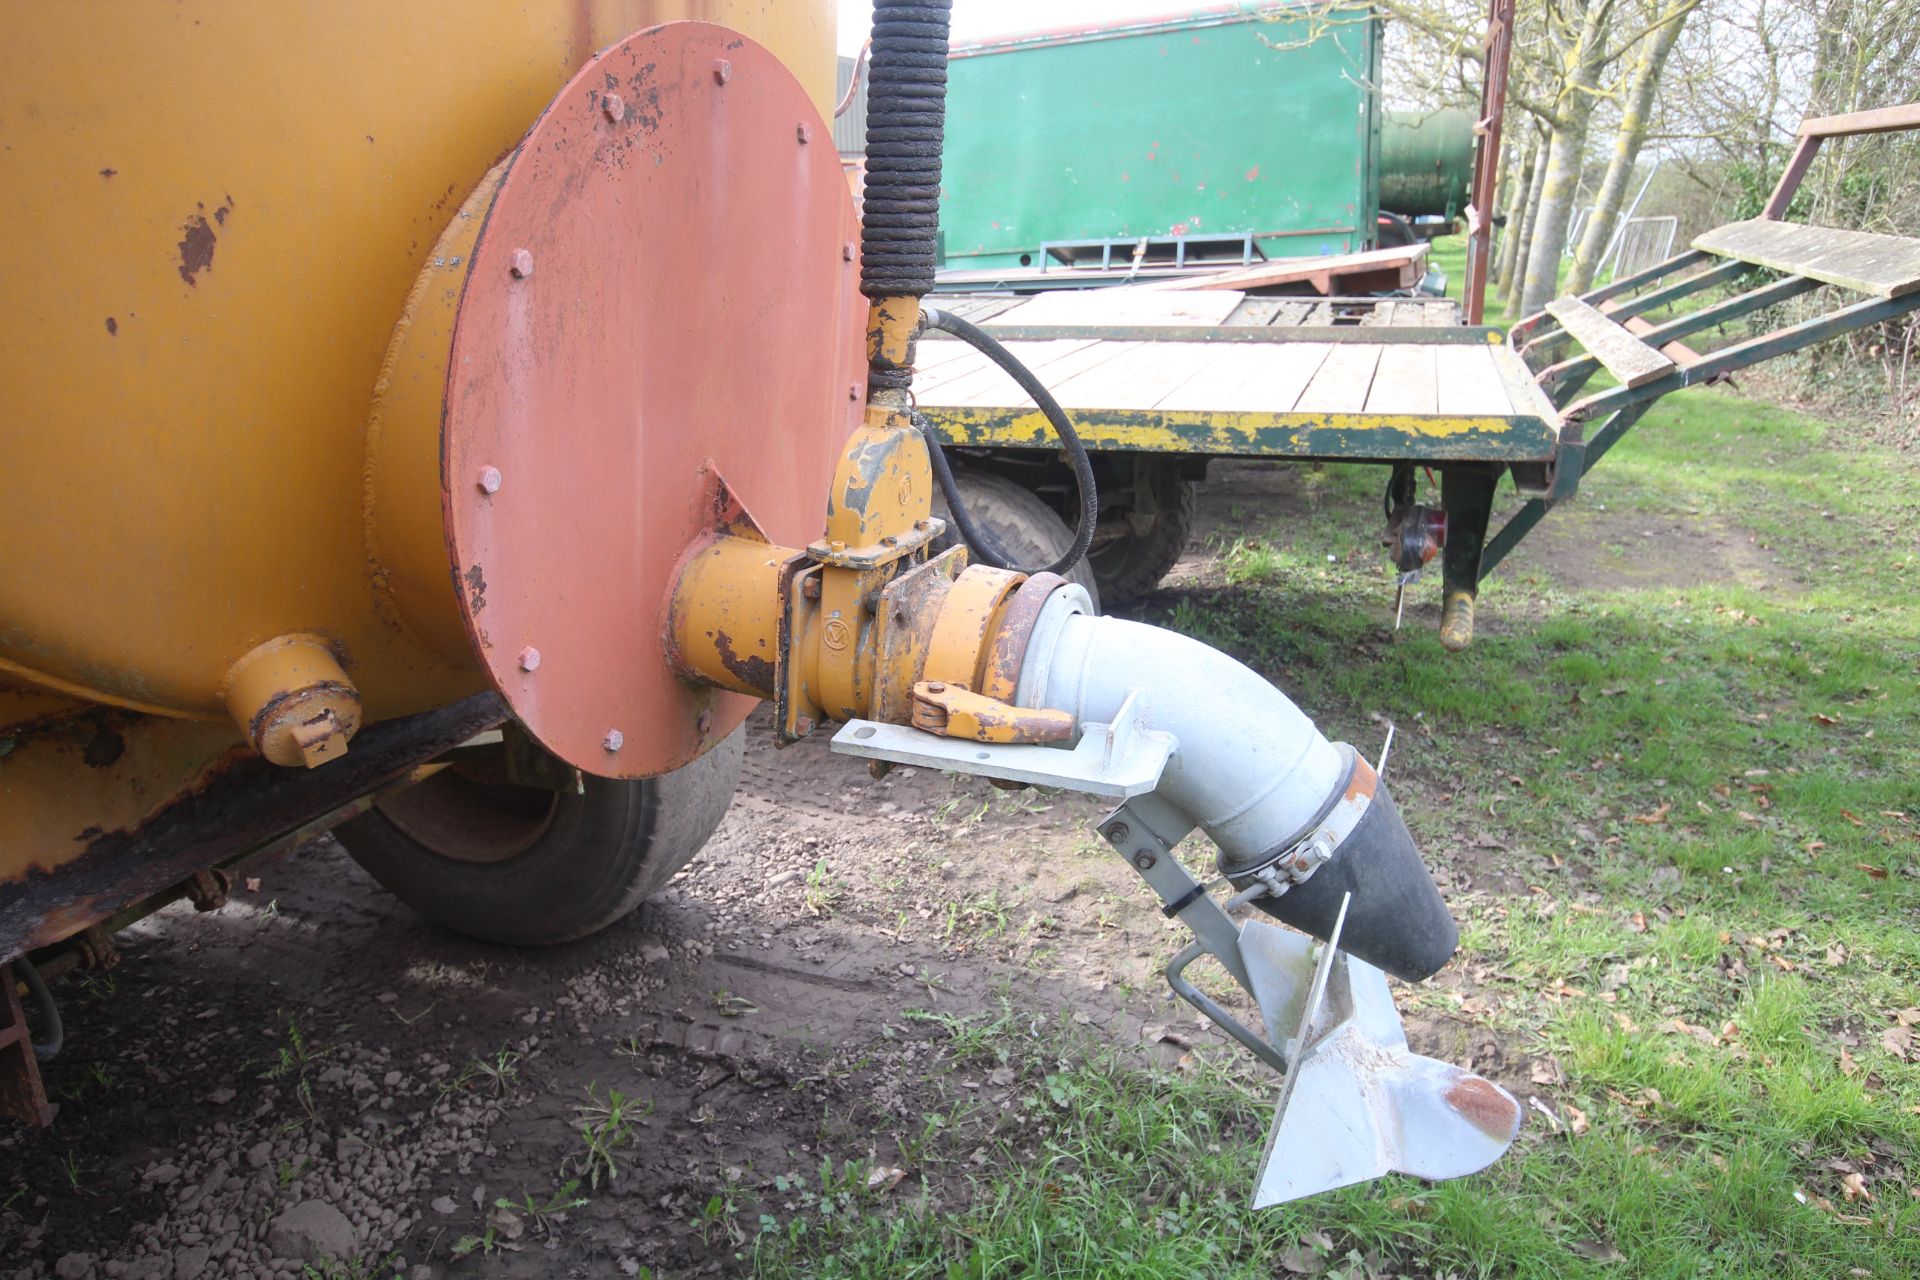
<box><xmin>1380</xmin><ymin>108</ymin><xmax>1476</xmax><ymax>219</ymax></box>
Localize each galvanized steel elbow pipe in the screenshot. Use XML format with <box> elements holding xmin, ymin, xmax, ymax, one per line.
<box><xmin>1015</xmin><ymin>590</ymin><xmax>1459</xmax><ymax>981</ymax></box>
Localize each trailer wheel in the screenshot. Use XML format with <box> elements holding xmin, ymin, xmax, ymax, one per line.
<box><xmin>933</xmin><ymin>468</ymin><xmax>1102</xmax><ymax>610</ymax></box>
<box><xmin>334</xmin><ymin>727</ymin><xmax>743</xmax><ymax>945</ymax></box>
<box><xmin>1088</xmin><ymin>465</ymin><xmax>1195</xmax><ymax>606</ymax></box>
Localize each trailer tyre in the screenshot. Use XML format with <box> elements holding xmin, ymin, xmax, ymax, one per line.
<box><xmin>933</xmin><ymin>468</ymin><xmax>1102</xmax><ymax>610</ymax></box>
<box><xmin>1089</xmin><ymin>468</ymin><xmax>1195</xmax><ymax>606</ymax></box>
<box><xmin>334</xmin><ymin>727</ymin><xmax>743</xmax><ymax>945</ymax></box>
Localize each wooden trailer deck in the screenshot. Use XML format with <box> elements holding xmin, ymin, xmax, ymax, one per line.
<box><xmin>917</xmin><ymin>292</ymin><xmax>1563</xmax><ymax>463</ymax></box>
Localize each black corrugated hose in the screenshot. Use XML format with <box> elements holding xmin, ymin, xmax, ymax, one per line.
<box><xmin>859</xmin><ymin>0</ymin><xmax>1096</xmax><ymax>575</ymax></box>
<box><xmin>859</xmin><ymin>0</ymin><xmax>951</xmax><ymax>344</ymax></box>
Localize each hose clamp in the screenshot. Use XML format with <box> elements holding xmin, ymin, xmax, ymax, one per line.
<box><xmin>1226</xmin><ymin>752</ymin><xmax>1380</xmax><ymax>908</ymax></box>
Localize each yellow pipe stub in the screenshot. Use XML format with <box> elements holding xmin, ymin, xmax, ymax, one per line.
<box><xmin>222</xmin><ymin>635</ymin><xmax>362</xmax><ymax>768</ymax></box>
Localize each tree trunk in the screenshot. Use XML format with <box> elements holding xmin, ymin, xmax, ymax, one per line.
<box><xmin>1518</xmin><ymin>119</ymin><xmax>1588</xmax><ymax>317</ymax></box>
<box><xmin>1567</xmin><ymin>5</ymin><xmax>1690</xmax><ymax>293</ymax></box>
<box><xmin>1502</xmin><ymin>134</ymin><xmax>1552</xmax><ymax>316</ymax></box>
<box><xmin>1518</xmin><ymin>0</ymin><xmax>1616</xmax><ymax>318</ymax></box>
<box><xmin>1492</xmin><ymin>131</ymin><xmax>1537</xmax><ymax>294</ymax></box>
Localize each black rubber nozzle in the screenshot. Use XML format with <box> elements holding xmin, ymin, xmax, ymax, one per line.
<box><xmin>1236</xmin><ymin>780</ymin><xmax>1458</xmax><ymax>982</ymax></box>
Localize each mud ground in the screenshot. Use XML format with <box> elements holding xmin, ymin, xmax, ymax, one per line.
<box><xmin>0</xmin><ymin>463</ymin><xmax>1756</xmax><ymax>1278</ymax></box>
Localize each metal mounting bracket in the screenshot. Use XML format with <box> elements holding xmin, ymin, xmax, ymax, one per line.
<box><xmin>830</xmin><ymin>690</ymin><xmax>1175</xmax><ymax>797</ymax></box>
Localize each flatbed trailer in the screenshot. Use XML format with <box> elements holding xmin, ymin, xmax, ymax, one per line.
<box><xmin>914</xmin><ymin>101</ymin><xmax>1920</xmax><ymax>643</ymax></box>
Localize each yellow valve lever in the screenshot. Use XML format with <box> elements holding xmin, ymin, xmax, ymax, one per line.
<box><xmin>909</xmin><ymin>681</ymin><xmax>1074</xmax><ymax>745</ymax></box>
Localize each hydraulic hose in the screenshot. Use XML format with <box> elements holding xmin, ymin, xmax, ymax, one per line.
<box><xmin>916</xmin><ymin>306</ymin><xmax>1099</xmax><ymax>577</ymax></box>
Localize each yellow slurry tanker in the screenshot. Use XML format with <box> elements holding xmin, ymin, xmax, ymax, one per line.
<box><xmin>1</xmin><ymin>1</ymin><xmax>1523</xmax><ymax>1203</ymax></box>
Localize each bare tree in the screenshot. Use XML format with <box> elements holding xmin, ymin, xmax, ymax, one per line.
<box><xmin>1503</xmin><ymin>131</ymin><xmax>1553</xmax><ymax>315</ymax></box>
<box><xmin>1566</xmin><ymin>0</ymin><xmax>1698</xmax><ymax>292</ymax></box>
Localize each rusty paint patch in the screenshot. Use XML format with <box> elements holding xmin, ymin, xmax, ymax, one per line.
<box><xmin>177</xmin><ymin>220</ymin><xmax>213</xmax><ymax>286</ymax></box>
<box><xmin>981</xmin><ymin>571</ymin><xmax>1065</xmax><ymax>704</ymax></box>
<box><xmin>464</xmin><ymin>563</ymin><xmax>487</xmax><ymax>614</ymax></box>
<box><xmin>711</xmin><ymin>630</ymin><xmax>775</xmax><ymax>696</ymax></box>
<box><xmin>81</xmin><ymin>723</ymin><xmax>126</xmax><ymax>769</ymax></box>
<box><xmin>4</xmin><ymin>696</ymin><xmax>505</xmax><ymax>960</ymax></box>
<box><xmin>177</xmin><ymin>213</ymin><xmax>216</xmax><ymax>285</ymax></box>
<box><xmin>177</xmin><ymin>198</ymin><xmax>234</xmax><ymax>284</ymax></box>
<box><xmin>1444</xmin><ymin>1074</ymin><xmax>1521</xmax><ymax>1141</ymax></box>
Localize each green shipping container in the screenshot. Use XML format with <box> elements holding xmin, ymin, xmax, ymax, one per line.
<box><xmin>939</xmin><ymin>2</ymin><xmax>1383</xmax><ymax>272</ymax></box>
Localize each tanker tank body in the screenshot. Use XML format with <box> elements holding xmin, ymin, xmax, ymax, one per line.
<box><xmin>0</xmin><ymin>0</ymin><xmax>847</xmax><ymax>1042</ymax></box>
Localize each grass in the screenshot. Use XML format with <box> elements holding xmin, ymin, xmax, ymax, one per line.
<box><xmin>571</xmin><ymin>1083</ymin><xmax>647</xmax><ymax>1189</ymax></box>
<box><xmin>737</xmin><ymin>336</ymin><xmax>1918</xmax><ymax>1274</ymax></box>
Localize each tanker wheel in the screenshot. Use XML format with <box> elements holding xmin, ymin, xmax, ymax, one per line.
<box><xmin>334</xmin><ymin>726</ymin><xmax>743</xmax><ymax>945</ymax></box>
<box><xmin>933</xmin><ymin>467</ymin><xmax>1102</xmax><ymax>610</ymax></box>
<box><xmin>1088</xmin><ymin>462</ymin><xmax>1195</xmax><ymax>606</ymax></box>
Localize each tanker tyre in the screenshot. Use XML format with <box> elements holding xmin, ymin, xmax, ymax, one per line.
<box><xmin>335</xmin><ymin>726</ymin><xmax>744</xmax><ymax>945</ymax></box>
<box><xmin>933</xmin><ymin>467</ymin><xmax>1102</xmax><ymax>611</ymax></box>
<box><xmin>1088</xmin><ymin>470</ymin><xmax>1195</xmax><ymax>606</ymax></box>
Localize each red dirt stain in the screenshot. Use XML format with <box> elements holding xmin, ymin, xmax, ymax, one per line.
<box><xmin>1445</xmin><ymin>1075</ymin><xmax>1520</xmax><ymax>1139</ymax></box>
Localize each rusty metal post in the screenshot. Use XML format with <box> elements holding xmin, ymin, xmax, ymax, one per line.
<box><xmin>0</xmin><ymin>962</ymin><xmax>53</xmax><ymax>1126</ymax></box>
<box><xmin>1463</xmin><ymin>0</ymin><xmax>1515</xmax><ymax>324</ymax></box>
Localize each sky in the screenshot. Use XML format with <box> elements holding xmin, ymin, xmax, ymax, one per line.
<box><xmin>835</xmin><ymin>1</ymin><xmax>1220</xmax><ymax>53</ymax></box>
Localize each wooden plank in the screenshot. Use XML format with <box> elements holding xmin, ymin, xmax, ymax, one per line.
<box><xmin>1799</xmin><ymin>101</ymin><xmax>1920</xmax><ymax>139</ymax></box>
<box><xmin>942</xmin><ymin>296</ymin><xmax>1026</xmax><ymax>323</ymax></box>
<box><xmin>1224</xmin><ymin>297</ymin><xmax>1288</xmax><ymax>327</ymax></box>
<box><xmin>1155</xmin><ymin>343</ymin><xmax>1334</xmax><ymax>413</ymax></box>
<box><xmin>1294</xmin><ymin>344</ymin><xmax>1384</xmax><ymax>414</ymax></box>
<box><xmin>1693</xmin><ymin>218</ymin><xmax>1920</xmax><ymax>298</ymax></box>
<box><xmin>1622</xmin><ymin>315</ymin><xmax>1706</xmax><ymax>368</ymax></box>
<box><xmin>912</xmin><ymin>340</ymin><xmax>1074</xmax><ymax>401</ymax></box>
<box><xmin>1545</xmin><ymin>295</ymin><xmax>1677</xmax><ymax>388</ymax></box>
<box><xmin>911</xmin><ymin>336</ymin><xmax>998</xmax><ymax>377</ymax></box>
<box><xmin>951</xmin><ymin>341</ymin><xmax>1146</xmax><ymax>408</ymax></box>
<box><xmin>1268</xmin><ymin>300</ymin><xmax>1318</xmax><ymax>327</ymax></box>
<box><xmin>1433</xmin><ymin>346</ymin><xmax>1512</xmax><ymax>415</ymax></box>
<box><xmin>989</xmin><ymin>288</ymin><xmax>1244</xmax><ymax>328</ymax></box>
<box><xmin>1131</xmin><ymin>243</ymin><xmax>1428</xmax><ymax>294</ymax></box>
<box><xmin>1364</xmin><ymin>344</ymin><xmax>1439</xmax><ymax>415</ymax></box>
<box><xmin>1044</xmin><ymin>341</ymin><xmax>1214</xmax><ymax>409</ymax></box>
<box><xmin>915</xmin><ymin>340</ymin><xmax>1104</xmax><ymax>406</ymax></box>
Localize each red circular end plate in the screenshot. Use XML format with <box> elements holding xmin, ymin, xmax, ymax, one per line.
<box><xmin>444</xmin><ymin>23</ymin><xmax>865</xmax><ymax>778</ymax></box>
